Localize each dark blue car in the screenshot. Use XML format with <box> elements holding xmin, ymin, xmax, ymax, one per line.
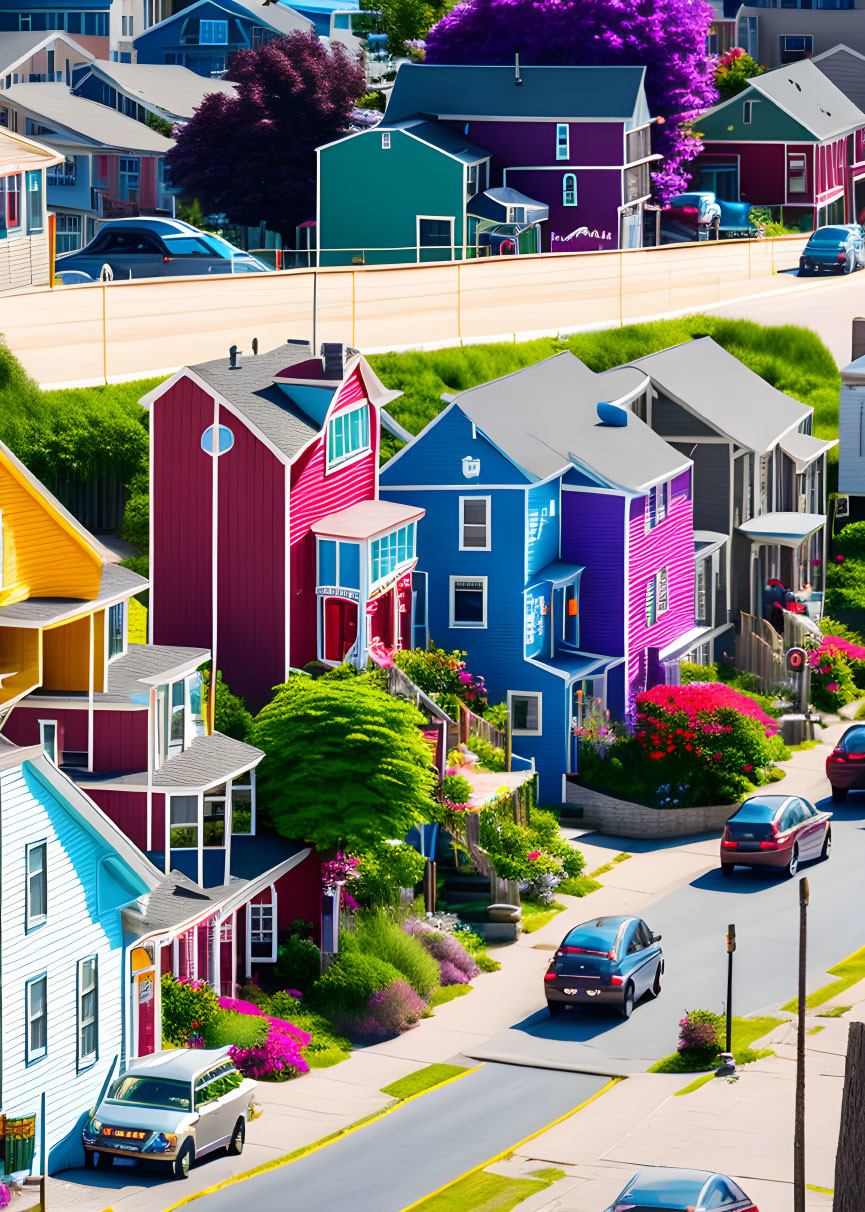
<box><xmin>604</xmin><ymin>1168</ymin><xmax>758</xmax><ymax>1211</ymax></box>
<box><xmin>544</xmin><ymin>915</ymin><xmax>663</xmax><ymax>1018</ymax></box>
<box><xmin>799</xmin><ymin>224</ymin><xmax>865</xmax><ymax>275</ymax></box>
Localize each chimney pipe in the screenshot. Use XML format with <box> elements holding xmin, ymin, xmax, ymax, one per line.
<box><xmin>515</xmin><ymin>52</ymin><xmax>522</xmax><ymax>86</ymax></box>
<box><xmin>252</xmin><ymin>337</ymin><xmax>259</xmax><ymax>356</ymax></box>
<box><xmin>853</xmin><ymin>318</ymin><xmax>865</xmax><ymax>363</ymax></box>
<box><xmin>229</xmin><ymin>344</ymin><xmax>240</xmax><ymax>370</ymax></box>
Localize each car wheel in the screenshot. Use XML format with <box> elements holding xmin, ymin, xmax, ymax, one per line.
<box><xmin>821</xmin><ymin>829</ymin><xmax>832</xmax><ymax>861</ymax></box>
<box><xmin>227</xmin><ymin>1118</ymin><xmax>245</xmax><ymax>1156</ymax></box>
<box><xmin>173</xmin><ymin>1141</ymin><xmax>194</xmax><ymax>1180</ymax></box>
<box><xmin>786</xmin><ymin>846</ymin><xmax>799</xmax><ymax>879</ymax></box>
<box><xmin>651</xmin><ymin>964</ymin><xmax>663</xmax><ymax>998</ymax></box>
<box><xmin>832</xmin><ymin>786</ymin><xmax>848</xmax><ymax>803</ymax></box>
<box><xmin>620</xmin><ymin>983</ymin><xmax>635</xmax><ymax>1019</ymax></box>
<box><xmin>721</xmin><ymin>864</ymin><xmax>734</xmax><ymax>878</ymax></box>
<box><xmin>547</xmin><ymin>1000</ymin><xmax>565</xmax><ymax>1017</ymax></box>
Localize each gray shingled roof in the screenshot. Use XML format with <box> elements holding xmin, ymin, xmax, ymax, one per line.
<box><xmin>132</xmin><ymin>868</ymin><xmax>237</xmax><ymax>932</ymax></box>
<box><xmin>106</xmin><ymin>644</ymin><xmax>209</xmax><ymax>698</ymax></box>
<box><xmin>629</xmin><ymin>337</ymin><xmax>811</xmax><ymax>455</ymax></box>
<box><xmin>750</xmin><ymin>58</ymin><xmax>865</xmax><ymax>141</ymax></box>
<box><xmin>0</xmin><ymin>562</ymin><xmax>147</xmax><ymax>625</ymax></box>
<box><xmin>811</xmin><ymin>46</ymin><xmax>865</xmax><ymax>114</ymax></box>
<box><xmin>0</xmin><ymin>83</ymin><xmax>173</xmax><ymax>152</ymax></box>
<box><xmin>452</xmin><ymin>353</ymin><xmax>687</xmax><ymax>492</ymax></box>
<box><xmin>153</xmin><ymin>731</ymin><xmax>263</xmax><ymax>789</ymax></box>
<box><xmin>84</xmin><ymin>60</ymin><xmax>237</xmax><ymax>122</ymax></box>
<box><xmin>386</xmin><ymin>64</ymin><xmax>648</xmax><ymax>124</ymax></box>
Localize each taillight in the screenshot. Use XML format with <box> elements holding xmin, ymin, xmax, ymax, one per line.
<box><xmin>564</xmin><ymin>945</ymin><xmax>607</xmax><ymax>956</ymax></box>
<box><xmin>830</xmin><ymin>748</ymin><xmax>847</xmax><ymax>762</ymax></box>
<box><xmin>838</xmin><ymin>251</ymin><xmax>846</xmax><ymax>261</ymax></box>
<box><xmin>610</xmin><ymin>974</ymin><xmax>624</xmax><ymax>986</ymax></box>
<box><xmin>722</xmin><ymin>839</ymin><xmax>738</xmax><ymax>849</ymax></box>
<box><xmin>500</xmin><ymin>239</ymin><xmax>515</xmax><ymax>253</ymax></box>
<box><xmin>608</xmin><ymin>948</ymin><xmax>617</xmax><ymax>961</ymax></box>
<box><xmin>544</xmin><ymin>972</ymin><xmax>557</xmax><ymax>981</ymax></box>
<box><xmin>682</xmin><ymin>206</ymin><xmax>699</xmax><ymax>214</ymax></box>
<box><xmin>759</xmin><ymin>840</ymin><xmax>778</xmax><ymax>849</ymax></box>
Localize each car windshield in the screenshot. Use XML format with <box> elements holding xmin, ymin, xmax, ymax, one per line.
<box><xmin>621</xmin><ymin>1174</ymin><xmax>707</xmax><ymax>1206</ymax></box>
<box><xmin>107</xmin><ymin>1076</ymin><xmax>191</xmax><ymax>1111</ymax></box>
<box><xmin>564</xmin><ymin>919</ymin><xmax>622</xmax><ymax>951</ymax></box>
<box><xmin>809</xmin><ymin>227</ymin><xmax>849</xmax><ymax>243</ymax></box>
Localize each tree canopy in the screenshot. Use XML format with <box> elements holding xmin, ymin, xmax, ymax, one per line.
<box><xmin>167</xmin><ymin>33</ymin><xmax>366</xmax><ymax>236</ymax></box>
<box><xmin>253</xmin><ymin>676</ymin><xmax>437</xmax><ymax>850</ymax></box>
<box><xmin>424</xmin><ymin>0</ymin><xmax>717</xmax><ymax>200</ymax></box>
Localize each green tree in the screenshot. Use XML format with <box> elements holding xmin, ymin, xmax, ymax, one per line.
<box><xmin>360</xmin><ymin>0</ymin><xmax>444</xmax><ymax>56</ymax></box>
<box><xmin>713</xmin><ymin>48</ymin><xmax>765</xmax><ymax>101</ymax></box>
<box><xmin>202</xmin><ymin>668</ymin><xmax>254</xmax><ymax>742</ymax></box>
<box><xmin>253</xmin><ymin>677</ymin><xmax>437</xmax><ymax>849</ymax></box>
<box><xmin>146</xmin><ymin>111</ymin><xmax>174</xmax><ymax>138</ymax></box>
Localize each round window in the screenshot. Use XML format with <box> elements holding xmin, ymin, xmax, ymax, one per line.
<box><xmin>201</xmin><ymin>424</ymin><xmax>234</xmax><ymax>455</ymax></box>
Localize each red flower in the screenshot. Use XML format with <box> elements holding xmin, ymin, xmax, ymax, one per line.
<box><xmin>650</xmin><ymin>753</ymin><xmax>664</xmax><ymax>760</ymax></box>
<box><xmin>685</xmin><ymin>744</ymin><xmax>693</xmax><ymax>751</ymax></box>
<box><xmin>743</xmin><ymin>764</ymin><xmax>753</xmax><ymax>772</ymax></box>
<box><xmin>714</xmin><ymin>753</ymin><xmax>722</xmax><ymax>761</ymax></box>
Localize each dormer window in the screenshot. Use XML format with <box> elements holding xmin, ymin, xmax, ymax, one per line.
<box><xmin>327</xmin><ymin>403</ymin><xmax>370</xmax><ymax>470</ymax></box>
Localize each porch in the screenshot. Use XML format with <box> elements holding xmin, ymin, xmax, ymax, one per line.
<box><xmin>738</xmin><ymin>510</ymin><xmax>827</xmax><ymax>623</ymax></box>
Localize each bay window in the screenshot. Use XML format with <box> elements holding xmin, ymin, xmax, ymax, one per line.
<box><xmin>370</xmin><ymin>522</ymin><xmax>416</xmax><ymax>587</ymax></box>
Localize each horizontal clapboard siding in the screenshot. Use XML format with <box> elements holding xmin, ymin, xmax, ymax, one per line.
<box><xmin>1</xmin><ymin>763</ymin><xmax>125</xmax><ymax>1172</ymax></box>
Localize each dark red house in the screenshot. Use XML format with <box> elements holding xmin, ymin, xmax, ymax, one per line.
<box><xmin>142</xmin><ymin>341</ymin><xmax>426</xmax><ymax>710</ymax></box>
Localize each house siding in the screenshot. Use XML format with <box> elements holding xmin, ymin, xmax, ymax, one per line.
<box><xmin>4</xmin><ymin>706</ymin><xmax>89</xmax><ymax>761</ymax></box>
<box><xmin>92</xmin><ymin>709</ymin><xmax>148</xmax><ymax>774</ymax></box>
<box><xmin>651</xmin><ymin>391</ymin><xmax>717</xmax><ymax>438</ymax></box>
<box><xmin>671</xmin><ymin>442</ymin><xmax>731</xmax><ymax>534</ymax></box>
<box><xmin>0</xmin><ymin>762</ymin><xmax>125</xmax><ymax>1174</ymax></box>
<box><xmin>838</xmin><ymin>387</ymin><xmax>865</xmax><ymax>495</ymax></box>
<box><xmin>86</xmin><ymin>788</ymin><xmax>149</xmax><ymax>851</ymax></box>
<box><xmin>560</xmin><ymin>490</ymin><xmax>626</xmax><ymax>658</ymax></box>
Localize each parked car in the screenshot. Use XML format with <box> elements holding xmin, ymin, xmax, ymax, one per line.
<box><xmin>721</xmin><ymin>794</ymin><xmax>831</xmax><ymax>878</ymax></box>
<box><xmin>56</xmin><ymin>218</ymin><xmax>270</xmax><ymax>282</ymax></box>
<box><xmin>544</xmin><ymin>915</ymin><xmax>663</xmax><ymax>1019</ymax></box>
<box><xmin>82</xmin><ymin>1048</ymin><xmax>259</xmax><ymax>1179</ymax></box>
<box><xmin>662</xmin><ymin>191</ymin><xmax>754</xmax><ymax>242</ymax></box>
<box><xmin>825</xmin><ymin>722</ymin><xmax>865</xmax><ymax>801</ymax></box>
<box><xmin>604</xmin><ymin>1167</ymin><xmax>759</xmax><ymax>1211</ymax></box>
<box><xmin>798</xmin><ymin>225</ymin><xmax>865</xmax><ymax>276</ymax></box>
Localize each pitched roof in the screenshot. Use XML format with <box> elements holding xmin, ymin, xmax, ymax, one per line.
<box><xmin>152</xmin><ymin>731</ymin><xmax>263</xmax><ymax>789</ymax></box>
<box><xmin>381</xmin><ymin>118</ymin><xmax>489</xmax><ymax>164</ymax></box>
<box><xmin>0</xmin><ymin>127</ymin><xmax>64</xmax><ymax>173</ymax></box>
<box><xmin>311</xmin><ymin>499</ymin><xmax>424</xmax><ymax>540</ymax></box>
<box><xmin>0</xmin><ymin>84</ymin><xmax>173</xmax><ymax>153</ymax></box>
<box><xmin>105</xmin><ymin>643</ymin><xmax>210</xmax><ymax>700</ymax></box>
<box><xmin>748</xmin><ymin>58</ymin><xmax>865</xmax><ymax>141</ymax></box>
<box><xmin>83</xmin><ymin>60</ymin><xmax>237</xmax><ymax>122</ymax></box>
<box><xmin>810</xmin><ymin>45</ymin><xmax>865</xmax><ymax>113</ymax></box>
<box><xmin>0</xmin><ymin>562</ymin><xmax>148</xmax><ymax>626</ymax></box>
<box><xmin>451</xmin><ymin>353</ymin><xmax>687</xmax><ymax>492</ymax></box>
<box><xmin>0</xmin><ymin>31</ymin><xmax>93</xmax><ymax>75</ymax></box>
<box><xmin>385</xmin><ymin>63</ymin><xmax>648</xmax><ymax>125</ymax></box>
<box><xmin>136</xmin><ymin>0</ymin><xmax>313</xmax><ymax>41</ymax></box>
<box><xmin>628</xmin><ymin>338</ymin><xmax>812</xmax><ymax>455</ymax></box>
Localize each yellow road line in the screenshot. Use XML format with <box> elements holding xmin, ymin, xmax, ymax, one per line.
<box><xmin>399</xmin><ymin>1075</ymin><xmax>623</xmax><ymax>1211</ymax></box>
<box><xmin>147</xmin><ymin>1063</ymin><xmax>485</xmax><ymax>1212</ymax></box>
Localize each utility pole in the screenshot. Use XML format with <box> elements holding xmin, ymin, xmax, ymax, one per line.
<box><xmin>794</xmin><ymin>876</ymin><xmax>809</xmax><ymax>1212</ymax></box>
<box><xmin>834</xmin><ymin>1021</ymin><xmax>865</xmax><ymax>1210</ymax></box>
<box><xmin>725</xmin><ymin>924</ymin><xmax>736</xmax><ymax>1054</ymax></box>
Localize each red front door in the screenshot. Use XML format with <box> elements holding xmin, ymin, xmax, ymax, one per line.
<box><xmin>324</xmin><ymin>597</ymin><xmax>359</xmax><ymax>662</ymax></box>
<box><xmin>136</xmin><ymin>972</ymin><xmax>156</xmax><ymax>1056</ymax></box>
<box><xmin>369</xmin><ymin>587</ymin><xmax>394</xmax><ymax>650</ymax></box>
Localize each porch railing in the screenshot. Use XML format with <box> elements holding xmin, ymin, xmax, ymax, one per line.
<box><xmin>458</xmin><ymin>703</ymin><xmax>509</xmax><ymax>768</ymax></box>
<box><xmin>736</xmin><ymin>612</ymin><xmax>787</xmax><ymax>691</ymax></box>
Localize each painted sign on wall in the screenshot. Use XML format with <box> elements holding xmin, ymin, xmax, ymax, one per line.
<box><xmin>525</xmin><ymin>582</ymin><xmax>551</xmax><ymax>660</ymax></box>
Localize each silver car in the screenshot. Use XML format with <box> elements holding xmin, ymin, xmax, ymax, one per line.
<box><xmin>82</xmin><ymin>1047</ymin><xmax>259</xmax><ymax>1179</ymax></box>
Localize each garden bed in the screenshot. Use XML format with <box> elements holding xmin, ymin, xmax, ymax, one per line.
<box><xmin>564</xmin><ymin>782</ymin><xmax>735</xmax><ymax>839</ymax></box>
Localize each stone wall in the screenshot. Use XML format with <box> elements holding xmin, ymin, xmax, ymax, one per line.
<box><xmin>564</xmin><ymin>782</ymin><xmax>736</xmax><ymax>839</ymax></box>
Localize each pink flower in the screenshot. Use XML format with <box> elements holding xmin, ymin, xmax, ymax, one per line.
<box><xmin>714</xmin><ymin>753</ymin><xmax>722</xmax><ymax>761</ymax></box>
<box><xmin>827</xmin><ymin>682</ymin><xmax>839</xmax><ymax>693</ymax></box>
<box><xmin>528</xmin><ymin>850</ymin><xmax>541</xmax><ymax>860</ymax></box>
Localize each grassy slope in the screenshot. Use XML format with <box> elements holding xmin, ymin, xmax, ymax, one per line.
<box><xmin>650</xmin><ymin>1016</ymin><xmax>784</xmax><ymax>1073</ymax></box>
<box><xmin>783</xmin><ymin>945</ymin><xmax>865</xmax><ymax>1013</ymax></box>
<box><xmin>380</xmin><ymin>1062</ymin><xmax>467</xmax><ymax>1100</ymax></box>
<box><xmin>411</xmin><ymin>1168</ymin><xmax>566</xmax><ymax>1212</ymax></box>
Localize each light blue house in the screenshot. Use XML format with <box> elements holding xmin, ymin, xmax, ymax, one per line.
<box><xmin>0</xmin><ymin>738</ymin><xmax>160</xmax><ymax>1175</ymax></box>
<box><xmin>379</xmin><ymin>353</ymin><xmax>698</xmax><ymax>802</ymax></box>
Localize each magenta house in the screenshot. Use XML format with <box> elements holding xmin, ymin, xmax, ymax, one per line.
<box><xmin>141</xmin><ymin>341</ymin><xmax>425</xmax><ymax>711</ymax></box>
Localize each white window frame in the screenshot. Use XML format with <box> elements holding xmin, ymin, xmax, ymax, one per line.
<box><xmin>787</xmin><ymin>152</ymin><xmax>807</xmax><ymax>196</ymax></box>
<box><xmin>38</xmin><ymin>719</ymin><xmax>58</xmax><ymax>764</ymax></box>
<box><xmin>247</xmin><ymin>887</ymin><xmax>277</xmax><ymax>962</ymax></box>
<box><xmin>416</xmin><ymin>214</ymin><xmax>455</xmax><ymax>262</ymax></box>
<box><xmin>449</xmin><ymin>575</ymin><xmax>488</xmax><ymax>629</ymax></box>
<box><xmin>77</xmin><ymin>956</ymin><xmax>98</xmax><ymax>1070</ymax></box>
<box><xmin>203</xmin><ymin>784</ymin><xmax>227</xmax><ymax>849</ymax></box>
<box><xmin>644</xmin><ymin>481</ymin><xmax>671</xmax><ymax>533</ymax></box>
<box><xmin>26</xmin><ymin>973</ymin><xmax>47</xmax><ymax>1063</ymax></box>
<box><xmin>458</xmin><ymin>495</ymin><xmax>491</xmax><ymax>551</ymax></box>
<box><xmin>326</xmin><ymin>400</ymin><xmax>370</xmax><ymax>473</ymax></box>
<box><xmin>106</xmin><ymin>599</ymin><xmax>126</xmax><ymax>663</ymax></box>
<box><xmin>381</xmin><ymin>131</ymin><xmax>390</xmax><ymax>149</ymax></box>
<box><xmin>507</xmin><ymin>690</ymin><xmax>542</xmax><ymax>736</ymax></box>
<box><xmin>231</xmin><ymin>773</ymin><xmax>256</xmax><ymax>837</ymax></box>
<box><xmin>556</xmin><ymin>123</ymin><xmax>569</xmax><ymax>161</ymax></box>
<box><xmin>26</xmin><ymin>840</ymin><xmax>47</xmax><ymax>931</ymax></box>
<box><xmin>168</xmin><ymin>794</ymin><xmax>199</xmax><ymax>850</ymax></box>
<box><xmin>743</xmin><ymin>100</ymin><xmax>753</xmax><ymax>125</ymax></box>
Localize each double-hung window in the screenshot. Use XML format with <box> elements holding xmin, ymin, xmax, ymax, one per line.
<box><xmin>327</xmin><ymin>404</ymin><xmax>370</xmax><ymax>470</ymax></box>
<box><xmin>107</xmin><ymin>601</ymin><xmax>125</xmax><ymax>660</ymax></box>
<box><xmin>169</xmin><ymin>795</ymin><xmax>198</xmax><ymax>849</ymax></box>
<box><xmin>26</xmin><ymin>171</ymin><xmax>42</xmax><ymax>232</ymax></box>
<box><xmin>26</xmin><ymin>975</ymin><xmax>47</xmax><ymax>1062</ymax></box>
<box><xmin>556</xmin><ymin>123</ymin><xmax>569</xmax><ymax>161</ymax></box>
<box><xmin>118</xmin><ymin>157</ymin><xmax>140</xmax><ymax>202</ymax></box>
<box><xmin>249</xmin><ymin>898</ymin><xmax>276</xmax><ymax>961</ymax></box>
<box><xmin>787</xmin><ymin>152</ymin><xmax>807</xmax><ymax>195</ymax></box>
<box><xmin>1</xmin><ymin>174</ymin><xmax>20</xmax><ymax>228</ymax></box>
<box><xmin>39</xmin><ymin>720</ymin><xmax>58</xmax><ymax>764</ymax></box>
<box><xmin>459</xmin><ymin>496</ymin><xmax>490</xmax><ymax>550</ymax></box>
<box><xmin>646</xmin><ymin>568</ymin><xmax>669</xmax><ymax>626</ymax></box>
<box><xmin>77</xmin><ymin>957</ymin><xmax>98</xmax><ymax>1068</ymax></box>
<box><xmin>645</xmin><ymin>481</ymin><xmax>670</xmax><ymax>531</ymax></box>
<box><xmin>26</xmin><ymin>841</ymin><xmax>47</xmax><ymax>930</ymax></box>
<box><xmin>450</xmin><ymin>576</ymin><xmax>487</xmax><ymax>628</ymax></box>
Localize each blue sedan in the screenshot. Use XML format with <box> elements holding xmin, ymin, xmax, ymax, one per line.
<box><xmin>799</xmin><ymin>224</ymin><xmax>865</xmax><ymax>275</ymax></box>
<box><xmin>544</xmin><ymin>915</ymin><xmax>663</xmax><ymax>1018</ymax></box>
<box><xmin>604</xmin><ymin>1168</ymin><xmax>758</xmax><ymax>1211</ymax></box>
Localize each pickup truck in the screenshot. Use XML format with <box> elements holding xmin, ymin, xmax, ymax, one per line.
<box><xmin>663</xmin><ymin>192</ymin><xmax>755</xmax><ymax>242</ymax></box>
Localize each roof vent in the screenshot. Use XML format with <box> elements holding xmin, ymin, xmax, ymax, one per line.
<box><xmin>514</xmin><ymin>52</ymin><xmax>523</xmax><ymax>86</ymax></box>
<box><xmin>252</xmin><ymin>337</ymin><xmax>259</xmax><ymax>356</ymax></box>
<box><xmin>597</xmin><ymin>400</ymin><xmax>628</xmax><ymax>427</ymax></box>
<box><xmin>229</xmin><ymin>344</ymin><xmax>241</xmax><ymax>370</ymax></box>
<box><xmin>321</xmin><ymin>342</ymin><xmax>346</xmax><ymax>377</ymax></box>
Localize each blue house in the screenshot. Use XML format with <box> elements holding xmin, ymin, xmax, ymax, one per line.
<box><xmin>0</xmin><ymin>738</ymin><xmax>160</xmax><ymax>1175</ymax></box>
<box><xmin>133</xmin><ymin>0</ymin><xmax>314</xmax><ymax>77</ymax></box>
<box><xmin>379</xmin><ymin>353</ymin><xmax>699</xmax><ymax>802</ymax></box>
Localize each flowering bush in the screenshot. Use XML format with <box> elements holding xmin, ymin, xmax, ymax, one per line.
<box><xmin>403</xmin><ymin>919</ymin><xmax>480</xmax><ymax>981</ymax></box>
<box><xmin>677</xmin><ymin>1009</ymin><xmax>722</xmax><ymax>1066</ymax></box>
<box><xmin>161</xmin><ymin>975</ymin><xmax>220</xmax><ymax>1046</ymax></box>
<box><xmin>478</xmin><ymin>802</ymin><xmax>585</xmax><ymax>883</ymax></box>
<box><xmin>713</xmin><ymin>48</ymin><xmax>765</xmax><ymax>101</ymax></box>
<box><xmin>218</xmin><ymin>997</ymin><xmax>312</xmax><ymax>1047</ymax></box>
<box><xmin>352</xmin><ymin>979</ymin><xmax>427</xmax><ymax>1040</ymax></box>
<box><xmin>321</xmin><ymin>852</ymin><xmax>360</xmax><ymax>889</ymax></box>
<box><xmin>806</xmin><ymin>636</ymin><xmax>859</xmax><ymax>711</ymax></box>
<box><xmin>573</xmin><ymin>698</ymin><xmax>621</xmax><ymax>759</ymax></box>
<box><xmin>438</xmin><ymin>960</ymin><xmax>471</xmax><ymax>986</ymax></box>
<box><xmin>229</xmin><ymin>1019</ymin><xmax>310</xmax><ymax>1081</ymax></box>
<box><xmin>391</xmin><ymin>646</ymin><xmax>486</xmax><ymax>707</ymax></box>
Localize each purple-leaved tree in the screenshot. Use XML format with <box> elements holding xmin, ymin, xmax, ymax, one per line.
<box><xmin>424</xmin><ymin>0</ymin><xmax>718</xmax><ymax>200</ymax></box>
<box><xmin>168</xmin><ymin>33</ymin><xmax>366</xmax><ymax>236</ymax></box>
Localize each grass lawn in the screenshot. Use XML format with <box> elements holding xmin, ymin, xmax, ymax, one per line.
<box><xmin>817</xmin><ymin>1005</ymin><xmax>851</xmax><ymax>1018</ymax></box>
<box><xmin>520</xmin><ymin>899</ymin><xmax>566</xmax><ymax>934</ymax></box>
<box><xmin>808</xmin><ymin>1025</ymin><xmax>826</xmax><ymax>1035</ymax></box>
<box><xmin>429</xmin><ymin>984</ymin><xmax>472</xmax><ymax>1009</ymax></box>
<box><xmin>411</xmin><ymin>1167</ymin><xmax>566</xmax><ymax>1212</ymax></box>
<box><xmin>590</xmin><ymin>853</ymin><xmax>631</xmax><ymax>878</ymax></box>
<box><xmin>558</xmin><ymin>875</ymin><xmax>603</xmax><ymax>897</ymax></box>
<box><xmin>783</xmin><ymin>945</ymin><xmax>865</xmax><ymax>1013</ymax></box>
<box><xmin>787</xmin><ymin>739</ymin><xmax>820</xmax><ymax>753</ymax></box>
<box><xmin>380</xmin><ymin>1063</ymin><xmax>467</xmax><ymax>1101</ymax></box>
<box><xmin>649</xmin><ymin>1016</ymin><xmax>783</xmax><ymax>1073</ymax></box>
<box><xmin>674</xmin><ymin>1073</ymin><xmax>715</xmax><ymax>1097</ymax></box>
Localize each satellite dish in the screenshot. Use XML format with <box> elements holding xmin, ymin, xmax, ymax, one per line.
<box><xmin>596</xmin><ymin>400</ymin><xmax>628</xmax><ymax>427</ymax></box>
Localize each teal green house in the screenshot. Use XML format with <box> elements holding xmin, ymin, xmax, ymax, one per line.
<box><xmin>317</xmin><ymin>118</ymin><xmax>491</xmax><ymax>265</ymax></box>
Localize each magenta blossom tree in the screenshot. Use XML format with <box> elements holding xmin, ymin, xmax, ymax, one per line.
<box><xmin>424</xmin><ymin>0</ymin><xmax>718</xmax><ymax>200</ymax></box>
<box><xmin>168</xmin><ymin>33</ymin><xmax>366</xmax><ymax>236</ymax></box>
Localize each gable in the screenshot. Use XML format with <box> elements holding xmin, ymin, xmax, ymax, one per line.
<box><xmin>697</xmin><ymin>89</ymin><xmax>814</xmax><ymax>143</ymax></box>
<box><xmin>0</xmin><ymin>452</ymin><xmax>102</xmax><ymax>607</ymax></box>
<box><xmin>380</xmin><ymin>404</ymin><xmax>531</xmax><ymax>488</ymax></box>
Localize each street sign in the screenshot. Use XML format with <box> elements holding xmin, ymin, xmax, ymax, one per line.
<box><xmin>726</xmin><ymin>924</ymin><xmax>736</xmax><ymax>953</ymax></box>
<box><xmin>786</xmin><ymin>647</ymin><xmax>807</xmax><ymax>674</ymax></box>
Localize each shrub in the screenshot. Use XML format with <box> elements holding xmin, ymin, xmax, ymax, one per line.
<box><xmin>438</xmin><ymin>960</ymin><xmax>471</xmax><ymax>986</ymax></box>
<box><xmin>161</xmin><ymin>975</ymin><xmax>220</xmax><ymax>1045</ymax></box>
<box><xmin>266</xmin><ymin>990</ymin><xmax>303</xmax><ymax>1019</ymax></box>
<box><xmin>835</xmin><ymin>521</ymin><xmax>865</xmax><ymax>560</ymax></box>
<box><xmin>442</xmin><ymin>773</ymin><xmax>473</xmax><ymax>804</ymax></box>
<box><xmin>237</xmin><ymin>982</ymin><xmax>270</xmax><ymax>1007</ymax></box>
<box><xmin>680</xmin><ymin>661</ymin><xmax>718</xmax><ymax>684</ymax></box>
<box><xmin>352</xmin><ymin>979</ymin><xmax>427</xmax><ymax>1040</ymax></box>
<box><xmin>806</xmin><ymin>637</ymin><xmax>860</xmax><ymax>711</ymax></box>
<box><xmin>475</xmin><ymin>952</ymin><xmax>502</xmax><ymax>973</ymax></box>
<box><xmin>477</xmin><ymin>793</ymin><xmax>585</xmax><ymax>883</ymax></box>
<box><xmin>678</xmin><ymin>1009</ymin><xmax>722</xmax><ymax>1066</ymax></box>
<box><xmin>353</xmin><ymin>909</ymin><xmax>440</xmax><ymax>997</ymax></box>
<box><xmin>121</xmin><ymin>470</ymin><xmax>150</xmax><ymax>549</ymax></box>
<box><xmin>353</xmin><ymin>841</ymin><xmax>426</xmax><ymax>907</ymax></box>
<box><xmin>274</xmin><ymin>931</ymin><xmax>322</xmax><ymax>993</ymax></box>
<box><xmin>391</xmin><ymin>645</ymin><xmax>489</xmax><ymax>710</ymax></box>
<box><xmin>469</xmin><ymin>732</ymin><xmax>506</xmax><ymax>771</ymax></box>
<box><xmin>204</xmin><ymin>1007</ymin><xmax>269</xmax><ymax>1050</ymax></box>
<box><xmin>482</xmin><ymin>702</ymin><xmax>509</xmax><ymax>731</ymax></box>
<box><xmin>201</xmin><ymin>668</ymin><xmax>254</xmax><ymax>742</ymax></box>
<box><xmin>307</xmin><ymin>950</ymin><xmax>403</xmax><ymax>1016</ymax></box>
<box><xmin>230</xmin><ymin>1021</ymin><xmax>310</xmax><ymax>1080</ymax></box>
<box><xmin>404</xmin><ymin>919</ymin><xmax>480</xmax><ymax>979</ymax></box>
<box><xmin>523</xmin><ymin>871</ymin><xmax>561</xmax><ymax>905</ymax></box>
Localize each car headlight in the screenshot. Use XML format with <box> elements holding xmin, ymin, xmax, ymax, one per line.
<box><xmin>91</xmin><ymin>1118</ymin><xmax>103</xmax><ymax>1134</ymax></box>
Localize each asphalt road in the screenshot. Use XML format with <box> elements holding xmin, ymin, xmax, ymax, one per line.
<box><xmin>194</xmin><ymin>1062</ymin><xmax>605</xmax><ymax>1212</ymax></box>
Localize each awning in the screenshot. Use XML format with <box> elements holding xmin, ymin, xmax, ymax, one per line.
<box><xmin>779</xmin><ymin>432</ymin><xmax>838</xmax><ymax>472</ymax></box>
<box><xmin>529</xmin><ymin>651</ymin><xmax>622</xmax><ymax>683</ymax></box>
<box><xmin>528</xmin><ymin>559</ymin><xmax>584</xmax><ymax>589</ymax></box>
<box><xmin>694</xmin><ymin>530</ymin><xmax>727</xmax><ymax>558</ymax></box>
<box><xmin>311</xmin><ymin>499</ymin><xmax>424</xmax><ymax>541</ymax></box>
<box><xmin>738</xmin><ymin>511</ymin><xmax>826</xmax><ymax>547</ymax></box>
<box><xmin>659</xmin><ymin>622</ymin><xmax>734</xmax><ymax>663</ymax></box>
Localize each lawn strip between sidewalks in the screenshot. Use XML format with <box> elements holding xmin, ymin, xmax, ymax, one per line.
<box><xmin>153</xmin><ymin>1063</ymin><xmax>484</xmax><ymax>1212</ymax></box>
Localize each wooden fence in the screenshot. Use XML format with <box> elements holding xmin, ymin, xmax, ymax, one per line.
<box><xmin>736</xmin><ymin>612</ymin><xmax>787</xmax><ymax>691</ymax></box>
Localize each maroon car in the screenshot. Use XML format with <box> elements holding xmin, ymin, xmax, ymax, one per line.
<box><xmin>721</xmin><ymin>795</ymin><xmax>831</xmax><ymax>879</ymax></box>
<box><xmin>826</xmin><ymin>724</ymin><xmax>865</xmax><ymax>801</ymax></box>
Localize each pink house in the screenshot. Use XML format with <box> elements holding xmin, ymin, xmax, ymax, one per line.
<box><xmin>142</xmin><ymin>342</ymin><xmax>425</xmax><ymax>710</ymax></box>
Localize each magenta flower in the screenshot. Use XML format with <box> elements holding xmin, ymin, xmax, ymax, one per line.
<box><xmin>827</xmin><ymin>682</ymin><xmax>839</xmax><ymax>693</ymax></box>
<box><xmin>528</xmin><ymin>850</ymin><xmax>541</xmax><ymax>860</ymax></box>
